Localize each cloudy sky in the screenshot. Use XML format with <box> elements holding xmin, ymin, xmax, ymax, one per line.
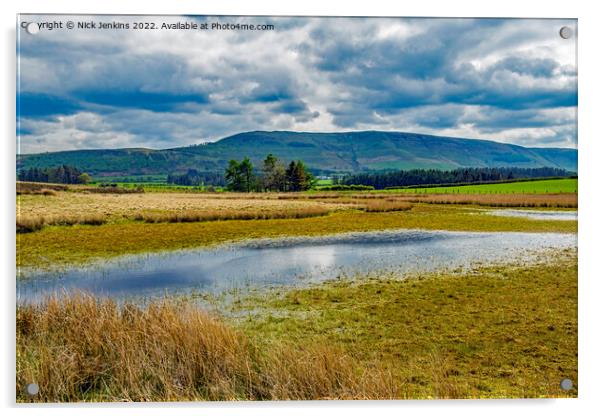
<box><xmin>17</xmin><ymin>15</ymin><xmax>577</xmax><ymax>154</ymax></box>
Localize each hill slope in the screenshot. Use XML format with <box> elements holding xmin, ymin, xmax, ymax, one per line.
<box><xmin>17</xmin><ymin>131</ymin><xmax>577</xmax><ymax>176</ymax></box>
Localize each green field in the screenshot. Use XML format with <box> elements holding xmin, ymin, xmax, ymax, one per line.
<box><xmin>314</xmin><ymin>179</ymin><xmax>333</xmax><ymax>186</ymax></box>
<box><xmin>386</xmin><ymin>178</ymin><xmax>577</xmax><ymax>194</ymax></box>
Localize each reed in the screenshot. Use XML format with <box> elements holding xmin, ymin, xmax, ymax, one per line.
<box><xmin>397</xmin><ymin>193</ymin><xmax>577</xmax><ymax>208</ymax></box>
<box><xmin>16</xmin><ymin>214</ymin><xmax>107</xmax><ymax>233</ymax></box>
<box><xmin>363</xmin><ymin>200</ymin><xmax>413</xmax><ymax>212</ymax></box>
<box><xmin>17</xmin><ymin>181</ymin><xmax>68</xmax><ymax>194</ymax></box>
<box><xmin>17</xmin><ymin>294</ymin><xmax>398</xmax><ymax>402</ymax></box>
<box><xmin>133</xmin><ymin>207</ymin><xmax>331</xmax><ymax>224</ymax></box>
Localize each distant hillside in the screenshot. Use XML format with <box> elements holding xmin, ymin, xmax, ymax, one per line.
<box><xmin>17</xmin><ymin>131</ymin><xmax>577</xmax><ymax>177</ymax></box>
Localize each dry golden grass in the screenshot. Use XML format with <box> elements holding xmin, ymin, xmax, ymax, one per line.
<box><xmin>134</xmin><ymin>206</ymin><xmax>331</xmax><ymax>223</ymax></box>
<box><xmin>17</xmin><ymin>214</ymin><xmax>107</xmax><ymax>233</ymax></box>
<box><xmin>383</xmin><ymin>193</ymin><xmax>577</xmax><ymax>208</ymax></box>
<box><xmin>17</xmin><ymin>182</ymin><xmax>69</xmax><ymax>194</ymax></box>
<box><xmin>17</xmin><ymin>294</ymin><xmax>398</xmax><ymax>402</ymax></box>
<box><xmin>363</xmin><ymin>200</ymin><xmax>413</xmax><ymax>212</ymax></box>
<box><xmin>268</xmin><ymin>191</ymin><xmax>577</xmax><ymax>208</ymax></box>
<box><xmin>17</xmin><ymin>191</ymin><xmax>347</xmax><ymax>222</ymax></box>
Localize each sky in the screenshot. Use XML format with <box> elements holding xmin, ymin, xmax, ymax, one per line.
<box><xmin>17</xmin><ymin>15</ymin><xmax>577</xmax><ymax>154</ymax></box>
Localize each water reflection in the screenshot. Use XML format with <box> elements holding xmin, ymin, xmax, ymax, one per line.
<box><xmin>17</xmin><ymin>230</ymin><xmax>576</xmax><ymax>303</ymax></box>
<box><xmin>487</xmin><ymin>209</ymin><xmax>577</xmax><ymax>221</ymax></box>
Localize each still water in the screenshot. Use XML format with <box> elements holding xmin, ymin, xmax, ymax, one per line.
<box><xmin>488</xmin><ymin>209</ymin><xmax>577</xmax><ymax>221</ymax></box>
<box><xmin>17</xmin><ymin>230</ymin><xmax>576</xmax><ymax>303</ymax></box>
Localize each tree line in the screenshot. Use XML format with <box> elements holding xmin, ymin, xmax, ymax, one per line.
<box><xmin>226</xmin><ymin>154</ymin><xmax>314</xmax><ymax>192</ymax></box>
<box><xmin>340</xmin><ymin>167</ymin><xmax>574</xmax><ymax>190</ymax></box>
<box><xmin>167</xmin><ymin>170</ymin><xmax>226</xmax><ymax>187</ymax></box>
<box><xmin>18</xmin><ymin>165</ymin><xmax>91</xmax><ymax>184</ymax></box>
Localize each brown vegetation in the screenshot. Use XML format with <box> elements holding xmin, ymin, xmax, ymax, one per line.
<box><xmin>17</xmin><ymin>191</ymin><xmax>346</xmax><ymax>222</ymax></box>
<box><xmin>17</xmin><ymin>294</ymin><xmax>398</xmax><ymax>402</ymax></box>
<box><xmin>395</xmin><ymin>193</ymin><xmax>577</xmax><ymax>208</ymax></box>
<box><xmin>17</xmin><ymin>182</ymin><xmax>68</xmax><ymax>195</ymax></box>
<box><xmin>17</xmin><ymin>214</ymin><xmax>107</xmax><ymax>233</ymax></box>
<box><xmin>133</xmin><ymin>207</ymin><xmax>332</xmax><ymax>223</ymax></box>
<box><xmin>362</xmin><ymin>200</ymin><xmax>413</xmax><ymax>213</ymax></box>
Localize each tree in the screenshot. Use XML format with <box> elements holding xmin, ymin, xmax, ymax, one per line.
<box><xmin>262</xmin><ymin>154</ymin><xmax>286</xmax><ymax>191</ymax></box>
<box><xmin>77</xmin><ymin>173</ymin><xmax>92</xmax><ymax>184</ymax></box>
<box><xmin>225</xmin><ymin>160</ymin><xmax>243</xmax><ymax>191</ymax></box>
<box><xmin>286</xmin><ymin>160</ymin><xmax>313</xmax><ymax>191</ymax></box>
<box><xmin>239</xmin><ymin>157</ymin><xmax>255</xmax><ymax>193</ymax></box>
<box><xmin>17</xmin><ymin>165</ymin><xmax>87</xmax><ymax>184</ymax></box>
<box><xmin>225</xmin><ymin>157</ymin><xmax>256</xmax><ymax>192</ymax></box>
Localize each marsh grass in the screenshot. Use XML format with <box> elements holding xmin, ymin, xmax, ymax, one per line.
<box><xmin>16</xmin><ymin>254</ymin><xmax>577</xmax><ymax>401</ymax></box>
<box><xmin>363</xmin><ymin>200</ymin><xmax>413</xmax><ymax>212</ymax></box>
<box><xmin>17</xmin><ymin>182</ymin><xmax>68</xmax><ymax>194</ymax></box>
<box><xmin>16</xmin><ymin>294</ymin><xmax>398</xmax><ymax>402</ymax></box>
<box><xmin>17</xmin><ymin>214</ymin><xmax>107</xmax><ymax>233</ymax></box>
<box><xmin>396</xmin><ymin>193</ymin><xmax>577</xmax><ymax>208</ymax></box>
<box><xmin>235</xmin><ymin>252</ymin><xmax>578</xmax><ymax>399</ymax></box>
<box><xmin>17</xmin><ymin>205</ymin><xmax>577</xmax><ymax>269</ymax></box>
<box><xmin>133</xmin><ymin>207</ymin><xmax>332</xmax><ymax>224</ymax></box>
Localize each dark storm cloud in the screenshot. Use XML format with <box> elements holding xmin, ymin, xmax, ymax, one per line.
<box><xmin>17</xmin><ymin>92</ymin><xmax>82</xmax><ymax>118</ymax></box>
<box><xmin>74</xmin><ymin>90</ymin><xmax>209</xmax><ymax>112</ymax></box>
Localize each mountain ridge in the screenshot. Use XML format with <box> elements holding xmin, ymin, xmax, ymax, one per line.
<box><xmin>17</xmin><ymin>130</ymin><xmax>577</xmax><ymax>176</ymax></box>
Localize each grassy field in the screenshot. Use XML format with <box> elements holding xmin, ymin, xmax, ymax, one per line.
<box><xmin>17</xmin><ymin>251</ymin><xmax>577</xmax><ymax>401</ymax></box>
<box><xmin>387</xmin><ymin>178</ymin><xmax>577</xmax><ymax>194</ymax></box>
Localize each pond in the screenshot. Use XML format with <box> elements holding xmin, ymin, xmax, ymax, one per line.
<box><xmin>17</xmin><ymin>229</ymin><xmax>577</xmax><ymax>303</ymax></box>
<box><xmin>487</xmin><ymin>209</ymin><xmax>577</xmax><ymax>221</ymax></box>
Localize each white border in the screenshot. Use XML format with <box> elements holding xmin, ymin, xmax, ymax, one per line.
<box><xmin>3</xmin><ymin>1</ymin><xmax>601</xmax><ymax>415</ymax></box>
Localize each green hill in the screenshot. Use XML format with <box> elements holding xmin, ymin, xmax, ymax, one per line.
<box><xmin>17</xmin><ymin>131</ymin><xmax>577</xmax><ymax>177</ymax></box>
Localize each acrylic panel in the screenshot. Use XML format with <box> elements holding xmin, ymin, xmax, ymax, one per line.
<box><xmin>16</xmin><ymin>15</ymin><xmax>578</xmax><ymax>402</ymax></box>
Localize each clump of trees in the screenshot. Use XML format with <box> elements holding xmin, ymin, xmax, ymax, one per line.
<box><xmin>225</xmin><ymin>154</ymin><xmax>314</xmax><ymax>192</ymax></box>
<box><xmin>18</xmin><ymin>165</ymin><xmax>91</xmax><ymax>184</ymax></box>
<box><xmin>341</xmin><ymin>167</ymin><xmax>573</xmax><ymax>190</ymax></box>
<box><xmin>167</xmin><ymin>169</ymin><xmax>226</xmax><ymax>187</ymax></box>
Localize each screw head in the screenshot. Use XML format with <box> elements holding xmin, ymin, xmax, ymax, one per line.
<box><xmin>25</xmin><ymin>382</ymin><xmax>39</xmax><ymax>396</ymax></box>
<box><xmin>25</xmin><ymin>22</ymin><xmax>39</xmax><ymax>35</ymax></box>
<box><xmin>560</xmin><ymin>378</ymin><xmax>573</xmax><ymax>391</ymax></box>
<box><xmin>559</xmin><ymin>26</ymin><xmax>573</xmax><ymax>40</ymax></box>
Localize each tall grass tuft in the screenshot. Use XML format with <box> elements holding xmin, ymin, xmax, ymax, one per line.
<box><xmin>362</xmin><ymin>200</ymin><xmax>413</xmax><ymax>213</ymax></box>
<box><xmin>398</xmin><ymin>193</ymin><xmax>577</xmax><ymax>208</ymax></box>
<box><xmin>133</xmin><ymin>207</ymin><xmax>331</xmax><ymax>224</ymax></box>
<box><xmin>17</xmin><ymin>182</ymin><xmax>68</xmax><ymax>194</ymax></box>
<box><xmin>16</xmin><ymin>214</ymin><xmax>107</xmax><ymax>233</ymax></box>
<box><xmin>17</xmin><ymin>294</ymin><xmax>398</xmax><ymax>402</ymax></box>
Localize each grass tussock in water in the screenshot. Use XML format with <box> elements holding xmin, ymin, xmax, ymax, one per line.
<box><xmin>133</xmin><ymin>207</ymin><xmax>332</xmax><ymax>224</ymax></box>
<box><xmin>17</xmin><ymin>214</ymin><xmax>107</xmax><ymax>233</ymax></box>
<box><xmin>16</xmin><ymin>294</ymin><xmax>398</xmax><ymax>402</ymax></box>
